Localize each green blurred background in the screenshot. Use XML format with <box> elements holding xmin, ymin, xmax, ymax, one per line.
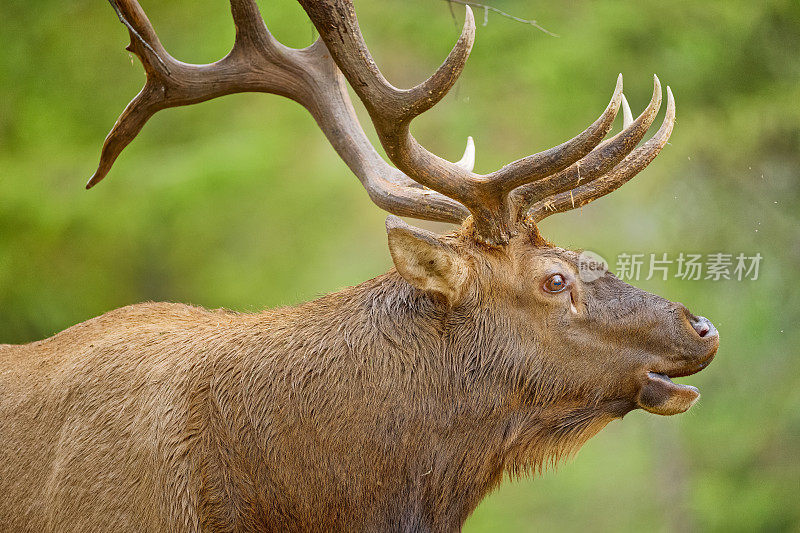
<box><xmin>1</xmin><ymin>0</ymin><xmax>798</xmax><ymax>530</ymax></box>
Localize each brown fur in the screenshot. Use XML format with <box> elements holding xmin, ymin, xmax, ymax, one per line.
<box><xmin>0</xmin><ymin>222</ymin><xmax>717</xmax><ymax>532</ymax></box>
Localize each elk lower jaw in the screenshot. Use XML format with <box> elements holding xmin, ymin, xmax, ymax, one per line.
<box><xmin>636</xmin><ymin>339</ymin><xmax>716</xmax><ymax>416</ymax></box>
<box><xmin>637</xmin><ymin>372</ymin><xmax>699</xmax><ymax>416</ymax></box>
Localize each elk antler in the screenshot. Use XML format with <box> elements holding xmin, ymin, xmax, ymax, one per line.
<box><xmin>92</xmin><ymin>0</ymin><xmax>676</xmax><ymax>246</ymax></box>
<box><xmin>89</xmin><ymin>0</ymin><xmax>470</xmax><ymax>224</ymax></box>
<box><xmin>298</xmin><ymin>1</ymin><xmax>625</xmax><ymax>244</ymax></box>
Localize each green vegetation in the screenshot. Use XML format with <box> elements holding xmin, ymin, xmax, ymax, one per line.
<box><xmin>1</xmin><ymin>0</ymin><xmax>798</xmax><ymax>530</ymax></box>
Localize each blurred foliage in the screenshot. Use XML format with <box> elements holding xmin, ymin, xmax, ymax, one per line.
<box><xmin>1</xmin><ymin>0</ymin><xmax>798</xmax><ymax>530</ymax></box>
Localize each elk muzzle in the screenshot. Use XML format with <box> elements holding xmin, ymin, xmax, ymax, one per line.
<box><xmin>636</xmin><ymin>310</ymin><xmax>718</xmax><ymax>416</ymax></box>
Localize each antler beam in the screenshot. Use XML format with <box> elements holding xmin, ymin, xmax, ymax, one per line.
<box><xmin>92</xmin><ymin>0</ymin><xmax>676</xmax><ymax>246</ymax></box>
<box><xmin>90</xmin><ymin>0</ymin><xmax>470</xmax><ymax>224</ymax></box>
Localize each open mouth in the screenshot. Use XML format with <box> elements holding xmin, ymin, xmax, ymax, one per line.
<box><xmin>646</xmin><ymin>371</ymin><xmax>699</xmax><ymax>394</ymax></box>
<box><xmin>638</xmin><ymin>348</ymin><xmax>717</xmax><ymax>416</ymax></box>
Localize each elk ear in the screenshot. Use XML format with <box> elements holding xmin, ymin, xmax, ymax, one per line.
<box><xmin>386</xmin><ymin>216</ymin><xmax>468</xmax><ymax>303</ymax></box>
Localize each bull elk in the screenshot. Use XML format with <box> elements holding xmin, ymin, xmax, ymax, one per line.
<box><xmin>0</xmin><ymin>0</ymin><xmax>719</xmax><ymax>531</ymax></box>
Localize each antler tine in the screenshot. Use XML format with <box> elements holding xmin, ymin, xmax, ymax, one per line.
<box><xmin>106</xmin><ymin>0</ymin><xmax>170</xmax><ymax>73</ymax></box>
<box><xmin>510</xmin><ymin>75</ymin><xmax>663</xmax><ymax>218</ymax></box>
<box><xmin>621</xmin><ymin>94</ymin><xmax>634</xmax><ymax>128</ymax></box>
<box><xmin>487</xmin><ymin>75</ymin><xmax>623</xmax><ymax>195</ymax></box>
<box><xmin>527</xmin><ymin>87</ymin><xmax>676</xmax><ymax>222</ymax></box>
<box><xmin>87</xmin><ymin>89</ymin><xmax>158</xmax><ymax>189</ymax></box>
<box><xmin>87</xmin><ymin>0</ymin><xmax>173</xmax><ymax>189</ymax></box>
<box><xmin>298</xmin><ymin>2</ymin><xmax>475</xmax><ymax>125</ymax></box>
<box><xmin>88</xmin><ymin>0</ymin><xmax>469</xmax><ymax>223</ymax></box>
<box><xmin>454</xmin><ymin>137</ymin><xmax>476</xmax><ymax>172</ymax></box>
<box><xmin>229</xmin><ymin>0</ymin><xmax>271</xmax><ymax>48</ymax></box>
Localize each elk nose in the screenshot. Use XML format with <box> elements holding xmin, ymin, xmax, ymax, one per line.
<box><xmin>689</xmin><ymin>315</ymin><xmax>716</xmax><ymax>338</ymax></box>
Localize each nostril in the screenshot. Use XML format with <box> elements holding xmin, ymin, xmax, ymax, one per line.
<box><xmin>690</xmin><ymin>315</ymin><xmax>714</xmax><ymax>338</ymax></box>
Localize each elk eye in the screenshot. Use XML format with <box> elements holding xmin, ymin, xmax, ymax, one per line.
<box><xmin>543</xmin><ymin>273</ymin><xmax>568</xmax><ymax>294</ymax></box>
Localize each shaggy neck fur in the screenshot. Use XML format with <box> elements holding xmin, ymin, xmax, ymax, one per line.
<box><xmin>191</xmin><ymin>271</ymin><xmax>625</xmax><ymax>531</ymax></box>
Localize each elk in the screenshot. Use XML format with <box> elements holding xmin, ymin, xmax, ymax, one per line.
<box><xmin>0</xmin><ymin>0</ymin><xmax>719</xmax><ymax>531</ymax></box>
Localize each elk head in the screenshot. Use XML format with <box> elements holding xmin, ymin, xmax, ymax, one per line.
<box><xmin>386</xmin><ymin>216</ymin><xmax>717</xmax><ymax>426</ymax></box>
<box><xmin>91</xmin><ymin>0</ymin><xmax>717</xmax><ymax>427</ymax></box>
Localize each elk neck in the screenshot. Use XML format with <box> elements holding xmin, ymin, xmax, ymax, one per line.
<box><xmin>191</xmin><ymin>271</ymin><xmax>624</xmax><ymax>529</ymax></box>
